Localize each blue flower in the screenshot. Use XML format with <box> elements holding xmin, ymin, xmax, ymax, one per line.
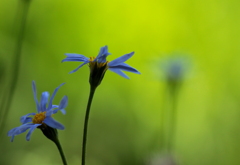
<box><xmin>160</xmin><ymin>56</ymin><xmax>190</xmax><ymax>83</ymax></box>
<box><xmin>62</xmin><ymin>46</ymin><xmax>140</xmax><ymax>80</ymax></box>
<box><xmin>8</xmin><ymin>81</ymin><xmax>68</xmax><ymax>142</ymax></box>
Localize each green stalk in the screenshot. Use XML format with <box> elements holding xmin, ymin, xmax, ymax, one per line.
<box><xmin>0</xmin><ymin>0</ymin><xmax>31</xmax><ymax>137</ymax></box>
<box><xmin>81</xmin><ymin>85</ymin><xmax>97</xmax><ymax>165</ymax></box>
<box><xmin>54</xmin><ymin>138</ymin><xmax>68</xmax><ymax>165</ymax></box>
<box><xmin>165</xmin><ymin>83</ymin><xmax>180</xmax><ymax>153</ymax></box>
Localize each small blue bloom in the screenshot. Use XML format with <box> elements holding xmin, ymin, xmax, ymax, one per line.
<box><xmin>160</xmin><ymin>56</ymin><xmax>190</xmax><ymax>83</ymax></box>
<box><xmin>8</xmin><ymin>81</ymin><xmax>68</xmax><ymax>142</ymax></box>
<box><xmin>62</xmin><ymin>46</ymin><xmax>140</xmax><ymax>79</ymax></box>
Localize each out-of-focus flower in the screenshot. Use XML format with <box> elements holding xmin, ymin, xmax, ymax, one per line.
<box><xmin>159</xmin><ymin>56</ymin><xmax>190</xmax><ymax>85</ymax></box>
<box><xmin>8</xmin><ymin>81</ymin><xmax>68</xmax><ymax>142</ymax></box>
<box><xmin>62</xmin><ymin>45</ymin><xmax>140</xmax><ymax>87</ymax></box>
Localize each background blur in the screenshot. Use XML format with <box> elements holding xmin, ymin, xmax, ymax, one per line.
<box><xmin>1</xmin><ymin>0</ymin><xmax>240</xmax><ymax>164</ymax></box>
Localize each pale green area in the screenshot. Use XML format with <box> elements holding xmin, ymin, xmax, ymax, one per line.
<box><xmin>1</xmin><ymin>0</ymin><xmax>240</xmax><ymax>164</ymax></box>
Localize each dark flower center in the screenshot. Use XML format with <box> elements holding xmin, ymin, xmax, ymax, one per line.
<box><xmin>88</xmin><ymin>57</ymin><xmax>109</xmax><ymax>87</ymax></box>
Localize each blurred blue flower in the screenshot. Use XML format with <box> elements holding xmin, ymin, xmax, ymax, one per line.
<box><xmin>62</xmin><ymin>45</ymin><xmax>140</xmax><ymax>79</ymax></box>
<box><xmin>8</xmin><ymin>81</ymin><xmax>68</xmax><ymax>142</ymax></box>
<box><xmin>160</xmin><ymin>56</ymin><xmax>189</xmax><ymax>83</ymax></box>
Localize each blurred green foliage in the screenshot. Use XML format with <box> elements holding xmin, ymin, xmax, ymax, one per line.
<box><xmin>1</xmin><ymin>0</ymin><xmax>240</xmax><ymax>164</ymax></box>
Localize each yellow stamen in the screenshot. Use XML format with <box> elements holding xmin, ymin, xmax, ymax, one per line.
<box><xmin>88</xmin><ymin>56</ymin><xmax>109</xmax><ymax>69</ymax></box>
<box><xmin>89</xmin><ymin>57</ymin><xmax>96</xmax><ymax>62</ymax></box>
<box><xmin>32</xmin><ymin>111</ymin><xmax>46</xmax><ymax>124</ymax></box>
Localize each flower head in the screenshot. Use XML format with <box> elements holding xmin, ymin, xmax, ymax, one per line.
<box><xmin>160</xmin><ymin>56</ymin><xmax>190</xmax><ymax>84</ymax></box>
<box><xmin>62</xmin><ymin>46</ymin><xmax>140</xmax><ymax>87</ymax></box>
<box><xmin>8</xmin><ymin>81</ymin><xmax>68</xmax><ymax>142</ymax></box>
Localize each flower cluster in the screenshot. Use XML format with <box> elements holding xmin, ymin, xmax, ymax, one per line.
<box><xmin>7</xmin><ymin>45</ymin><xmax>140</xmax><ymax>165</ymax></box>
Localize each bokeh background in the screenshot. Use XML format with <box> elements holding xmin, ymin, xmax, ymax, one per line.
<box><xmin>1</xmin><ymin>0</ymin><xmax>240</xmax><ymax>164</ymax></box>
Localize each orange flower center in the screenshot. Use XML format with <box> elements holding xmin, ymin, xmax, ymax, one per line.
<box><xmin>32</xmin><ymin>111</ymin><xmax>46</xmax><ymax>124</ymax></box>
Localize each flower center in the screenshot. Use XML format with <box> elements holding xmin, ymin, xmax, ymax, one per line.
<box><xmin>88</xmin><ymin>56</ymin><xmax>109</xmax><ymax>87</ymax></box>
<box><xmin>89</xmin><ymin>57</ymin><xmax>109</xmax><ymax>69</ymax></box>
<box><xmin>32</xmin><ymin>111</ymin><xmax>46</xmax><ymax>124</ymax></box>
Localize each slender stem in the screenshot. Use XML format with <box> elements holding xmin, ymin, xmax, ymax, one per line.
<box><xmin>54</xmin><ymin>138</ymin><xmax>68</xmax><ymax>165</ymax></box>
<box><xmin>160</xmin><ymin>84</ymin><xmax>167</xmax><ymax>149</ymax></box>
<box><xmin>0</xmin><ymin>0</ymin><xmax>31</xmax><ymax>137</ymax></box>
<box><xmin>82</xmin><ymin>85</ymin><xmax>97</xmax><ymax>165</ymax></box>
<box><xmin>166</xmin><ymin>83</ymin><xmax>179</xmax><ymax>152</ymax></box>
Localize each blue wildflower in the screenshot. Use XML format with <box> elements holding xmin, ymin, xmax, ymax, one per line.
<box><xmin>62</xmin><ymin>46</ymin><xmax>140</xmax><ymax>87</ymax></box>
<box><xmin>8</xmin><ymin>81</ymin><xmax>68</xmax><ymax>142</ymax></box>
<box><xmin>160</xmin><ymin>56</ymin><xmax>189</xmax><ymax>83</ymax></box>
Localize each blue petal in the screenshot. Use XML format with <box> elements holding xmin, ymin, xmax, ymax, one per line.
<box><xmin>48</xmin><ymin>83</ymin><xmax>65</xmax><ymax>110</ymax></box>
<box><xmin>8</xmin><ymin>124</ymin><xmax>33</xmax><ymax>142</ymax></box>
<box><xmin>8</xmin><ymin>127</ymin><xmax>19</xmax><ymax>137</ymax></box>
<box><xmin>60</xmin><ymin>109</ymin><xmax>66</xmax><ymax>114</ymax></box>
<box><xmin>109</xmin><ymin>63</ymin><xmax>140</xmax><ymax>74</ymax></box>
<box><xmin>20</xmin><ymin>112</ymin><xmax>35</xmax><ymax>124</ymax></box>
<box><xmin>46</xmin><ymin>110</ymin><xmax>54</xmax><ymax>116</ymax></box>
<box><xmin>59</xmin><ymin>96</ymin><xmax>68</xmax><ymax>110</ymax></box>
<box><xmin>108</xmin><ymin>52</ymin><xmax>134</xmax><ymax>66</ymax></box>
<box><xmin>21</xmin><ymin>117</ymin><xmax>32</xmax><ymax>124</ymax></box>
<box><xmin>26</xmin><ymin>124</ymin><xmax>41</xmax><ymax>141</ymax></box>
<box><xmin>95</xmin><ymin>46</ymin><xmax>111</xmax><ymax>63</ymax></box>
<box><xmin>52</xmin><ymin>105</ymin><xmax>59</xmax><ymax>109</ymax></box>
<box><xmin>96</xmin><ymin>46</ymin><xmax>110</xmax><ymax>58</ymax></box>
<box><xmin>52</xmin><ymin>96</ymin><xmax>68</xmax><ymax>115</ymax></box>
<box><xmin>62</xmin><ymin>54</ymin><xmax>89</xmax><ymax>62</ymax></box>
<box><xmin>32</xmin><ymin>81</ymin><xmax>40</xmax><ymax>112</ymax></box>
<box><xmin>69</xmin><ymin>62</ymin><xmax>89</xmax><ymax>74</ymax></box>
<box><xmin>52</xmin><ymin>108</ymin><xmax>66</xmax><ymax>115</ymax></box>
<box><xmin>44</xmin><ymin>117</ymin><xmax>65</xmax><ymax>130</ymax></box>
<box><xmin>40</xmin><ymin>92</ymin><xmax>49</xmax><ymax>111</ymax></box>
<box><xmin>108</xmin><ymin>68</ymin><xmax>130</xmax><ymax>79</ymax></box>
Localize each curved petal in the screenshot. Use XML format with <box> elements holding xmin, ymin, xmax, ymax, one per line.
<box><xmin>108</xmin><ymin>52</ymin><xmax>134</xmax><ymax>66</ymax></box>
<box><xmin>52</xmin><ymin>109</ymin><xmax>66</xmax><ymax>115</ymax></box>
<box><xmin>108</xmin><ymin>68</ymin><xmax>130</xmax><ymax>79</ymax></box>
<box><xmin>8</xmin><ymin>124</ymin><xmax>33</xmax><ymax>142</ymax></box>
<box><xmin>95</xmin><ymin>46</ymin><xmax>111</xmax><ymax>63</ymax></box>
<box><xmin>109</xmin><ymin>63</ymin><xmax>140</xmax><ymax>74</ymax></box>
<box><xmin>21</xmin><ymin>117</ymin><xmax>32</xmax><ymax>124</ymax></box>
<box><xmin>44</xmin><ymin>117</ymin><xmax>65</xmax><ymax>130</ymax></box>
<box><xmin>32</xmin><ymin>81</ymin><xmax>40</xmax><ymax>112</ymax></box>
<box><xmin>51</xmin><ymin>96</ymin><xmax>67</xmax><ymax>114</ymax></box>
<box><xmin>8</xmin><ymin>127</ymin><xmax>19</xmax><ymax>137</ymax></box>
<box><xmin>26</xmin><ymin>124</ymin><xmax>41</xmax><ymax>141</ymax></box>
<box><xmin>60</xmin><ymin>109</ymin><xmax>66</xmax><ymax>114</ymax></box>
<box><xmin>48</xmin><ymin>83</ymin><xmax>65</xmax><ymax>110</ymax></box>
<box><xmin>40</xmin><ymin>92</ymin><xmax>49</xmax><ymax>111</ymax></box>
<box><xmin>96</xmin><ymin>46</ymin><xmax>110</xmax><ymax>58</ymax></box>
<box><xmin>69</xmin><ymin>62</ymin><xmax>89</xmax><ymax>74</ymax></box>
<box><xmin>62</xmin><ymin>54</ymin><xmax>89</xmax><ymax>63</ymax></box>
<box><xmin>46</xmin><ymin>110</ymin><xmax>54</xmax><ymax>117</ymax></box>
<box><xmin>20</xmin><ymin>113</ymin><xmax>36</xmax><ymax>124</ymax></box>
<box><xmin>51</xmin><ymin>105</ymin><xmax>59</xmax><ymax>110</ymax></box>
<box><xmin>59</xmin><ymin>96</ymin><xmax>68</xmax><ymax>110</ymax></box>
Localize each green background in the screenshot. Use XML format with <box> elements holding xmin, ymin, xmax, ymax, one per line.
<box><xmin>1</xmin><ymin>0</ymin><xmax>240</xmax><ymax>164</ymax></box>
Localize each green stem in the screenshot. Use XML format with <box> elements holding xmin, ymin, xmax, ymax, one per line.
<box><xmin>160</xmin><ymin>85</ymin><xmax>167</xmax><ymax>149</ymax></box>
<box><xmin>0</xmin><ymin>0</ymin><xmax>31</xmax><ymax>137</ymax></box>
<box><xmin>54</xmin><ymin>138</ymin><xmax>68</xmax><ymax>165</ymax></box>
<box><xmin>82</xmin><ymin>85</ymin><xmax>97</xmax><ymax>165</ymax></box>
<box><xmin>166</xmin><ymin>83</ymin><xmax>179</xmax><ymax>152</ymax></box>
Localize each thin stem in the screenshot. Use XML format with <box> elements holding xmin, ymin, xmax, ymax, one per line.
<box><xmin>54</xmin><ymin>138</ymin><xmax>68</xmax><ymax>165</ymax></box>
<box><xmin>82</xmin><ymin>85</ymin><xmax>97</xmax><ymax>165</ymax></box>
<box><xmin>166</xmin><ymin>83</ymin><xmax>179</xmax><ymax>152</ymax></box>
<box><xmin>0</xmin><ymin>0</ymin><xmax>31</xmax><ymax>137</ymax></box>
<box><xmin>159</xmin><ymin>84</ymin><xmax>167</xmax><ymax>149</ymax></box>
